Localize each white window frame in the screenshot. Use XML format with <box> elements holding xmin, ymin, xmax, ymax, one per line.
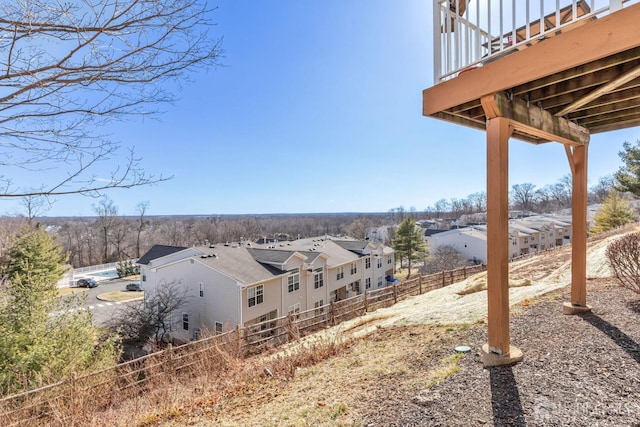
<box><xmin>336</xmin><ymin>266</ymin><xmax>344</xmax><ymax>280</ymax></box>
<box><xmin>182</xmin><ymin>313</ymin><xmax>189</xmax><ymax>331</ymax></box>
<box><xmin>288</xmin><ymin>303</ymin><xmax>301</xmax><ymax>316</ymax></box>
<box><xmin>199</xmin><ymin>282</ymin><xmax>204</xmax><ymax>297</ymax></box>
<box><xmin>288</xmin><ymin>271</ymin><xmax>300</xmax><ymax>293</ymax></box>
<box><xmin>248</xmin><ymin>284</ymin><xmax>264</xmax><ymax>307</ymax></box>
<box><xmin>314</xmin><ymin>271</ymin><xmax>324</xmax><ymax>289</ymax></box>
<box><xmin>377</xmin><ymin>258</ymin><xmax>382</xmax><ymax>268</ymax></box>
<box><xmin>365</xmin><ymin>277</ymin><xmax>371</xmax><ymax>289</ymax></box>
<box><xmin>215</xmin><ymin>321</ymin><xmax>223</xmax><ymax>333</ymax></box>
<box><xmin>350</xmin><ymin>262</ymin><xmax>357</xmax><ymax>275</ymax></box>
<box><xmin>365</xmin><ymin>257</ymin><xmax>371</xmax><ymax>269</ymax></box>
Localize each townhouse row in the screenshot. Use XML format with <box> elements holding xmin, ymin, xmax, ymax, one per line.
<box><xmin>426</xmin><ymin>215</ymin><xmax>573</xmax><ymax>263</ymax></box>
<box><xmin>137</xmin><ymin>237</ymin><xmax>395</xmax><ymax>342</ymax></box>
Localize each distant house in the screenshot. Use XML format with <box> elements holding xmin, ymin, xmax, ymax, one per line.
<box><xmin>137</xmin><ymin>237</ymin><xmax>394</xmax><ymax>342</ymax></box>
<box><xmin>427</xmin><ymin>213</ymin><xmax>576</xmax><ymax>263</ymax></box>
<box><xmin>426</xmin><ymin>227</ymin><xmax>488</xmax><ymax>263</ymax></box>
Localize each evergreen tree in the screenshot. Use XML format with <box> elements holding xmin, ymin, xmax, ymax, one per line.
<box><xmin>614</xmin><ymin>140</ymin><xmax>640</xmax><ymax>196</ymax></box>
<box><xmin>392</xmin><ymin>217</ymin><xmax>428</xmax><ymax>278</ymax></box>
<box><xmin>590</xmin><ymin>192</ymin><xmax>636</xmax><ymax>235</ymax></box>
<box><xmin>0</xmin><ymin>225</ymin><xmax>119</xmax><ymax>395</ymax></box>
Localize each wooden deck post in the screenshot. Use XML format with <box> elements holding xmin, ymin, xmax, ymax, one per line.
<box><xmin>482</xmin><ymin>116</ymin><xmax>523</xmax><ymax>366</ymax></box>
<box><xmin>564</xmin><ymin>144</ymin><xmax>592</xmax><ymax>314</ymax></box>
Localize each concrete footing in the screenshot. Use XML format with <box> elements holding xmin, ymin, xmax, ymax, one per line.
<box><xmin>562</xmin><ymin>302</ymin><xmax>592</xmax><ymax>315</ymax></box>
<box><xmin>481</xmin><ymin>344</ymin><xmax>523</xmax><ymax>367</ymax></box>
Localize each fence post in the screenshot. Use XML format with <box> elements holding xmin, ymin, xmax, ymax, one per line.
<box><xmin>71</xmin><ymin>372</ymin><xmax>77</xmax><ymax>427</ymax></box>
<box><xmin>330</xmin><ymin>301</ymin><xmax>336</xmax><ymax>326</ymax></box>
<box><xmin>419</xmin><ymin>275</ymin><xmax>423</xmax><ymax>294</ymax></box>
<box><xmin>463</xmin><ymin>266</ymin><xmax>467</xmax><ymax>279</ymax></box>
<box><xmin>442</xmin><ymin>271</ymin><xmax>446</xmax><ymax>287</ymax></box>
<box><xmin>393</xmin><ymin>283</ymin><xmax>397</xmax><ymax>304</ymax></box>
<box><xmin>364</xmin><ymin>291</ymin><xmax>369</xmax><ymax>312</ymax></box>
<box><xmin>166</xmin><ymin>343</ymin><xmax>174</xmax><ymax>379</ymax></box>
<box><xmin>235</xmin><ymin>324</ymin><xmax>244</xmax><ymax>357</ymax></box>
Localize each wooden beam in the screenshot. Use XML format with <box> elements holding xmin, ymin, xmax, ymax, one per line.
<box><xmin>511</xmin><ymin>47</ymin><xmax>640</xmax><ymax>98</ymax></box>
<box><xmin>487</xmin><ymin>92</ymin><xmax>590</xmax><ymax>146</ymax></box>
<box><xmin>570</xmin><ymin>145</ymin><xmax>588</xmax><ymax>307</ymax></box>
<box><xmin>565</xmin><ymin>145</ymin><xmax>576</xmax><ymax>175</ymax></box>
<box><xmin>570</xmin><ymin>97</ymin><xmax>640</xmax><ymax>120</ymax></box>
<box><xmin>423</xmin><ymin>3</ymin><xmax>640</xmax><ymax>116</ymax></box>
<box><xmin>555</xmin><ymin>63</ymin><xmax>640</xmax><ymax>116</ymax></box>
<box><xmin>486</xmin><ymin>116</ymin><xmax>513</xmax><ymax>356</ymax></box>
<box><xmin>580</xmin><ymin>109</ymin><xmax>640</xmax><ymax>128</ymax></box>
<box><xmin>590</xmin><ymin>114</ymin><xmax>640</xmax><ymax>133</ymax></box>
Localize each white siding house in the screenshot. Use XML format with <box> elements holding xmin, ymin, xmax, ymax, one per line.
<box><xmin>137</xmin><ymin>238</ymin><xmax>394</xmax><ymax>342</ymax></box>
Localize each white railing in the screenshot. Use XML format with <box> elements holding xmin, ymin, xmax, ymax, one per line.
<box><xmin>434</xmin><ymin>0</ymin><xmax>637</xmax><ymax>82</ymax></box>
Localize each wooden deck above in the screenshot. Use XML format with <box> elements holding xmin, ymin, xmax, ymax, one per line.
<box><xmin>423</xmin><ymin>3</ymin><xmax>640</xmax><ymax>143</ymax></box>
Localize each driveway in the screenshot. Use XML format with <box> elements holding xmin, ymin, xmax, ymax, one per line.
<box><xmin>64</xmin><ymin>277</ymin><xmax>143</xmax><ymax>325</ymax></box>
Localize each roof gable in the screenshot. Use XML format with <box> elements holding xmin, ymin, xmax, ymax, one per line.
<box><xmin>137</xmin><ymin>245</ymin><xmax>189</xmax><ymax>265</ymax></box>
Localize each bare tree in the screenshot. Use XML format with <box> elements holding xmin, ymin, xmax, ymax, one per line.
<box><xmin>511</xmin><ymin>183</ymin><xmax>537</xmax><ymax>212</ymax></box>
<box><xmin>19</xmin><ymin>196</ymin><xmax>50</xmax><ymax>223</ymax></box>
<box><xmin>109</xmin><ymin>280</ymin><xmax>189</xmax><ymax>345</ymax></box>
<box><xmin>135</xmin><ymin>201</ymin><xmax>150</xmax><ymax>258</ymax></box>
<box><xmin>345</xmin><ymin>218</ymin><xmax>372</xmax><ymax>240</ymax></box>
<box><xmin>468</xmin><ymin>191</ymin><xmax>487</xmax><ymax>213</ymax></box>
<box><xmin>422</xmin><ymin>245</ymin><xmax>471</xmax><ymax>274</ymax></box>
<box><xmin>93</xmin><ymin>197</ymin><xmax>119</xmax><ymax>262</ymax></box>
<box><xmin>590</xmin><ymin>175</ymin><xmax>615</xmax><ymax>204</ymax></box>
<box><xmin>0</xmin><ymin>0</ymin><xmax>222</xmax><ymax>199</ymax></box>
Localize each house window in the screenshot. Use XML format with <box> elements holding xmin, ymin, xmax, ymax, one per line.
<box><xmin>350</xmin><ymin>281</ymin><xmax>360</xmax><ymax>293</ymax></box>
<box><xmin>199</xmin><ymin>282</ymin><xmax>204</xmax><ymax>297</ymax></box>
<box><xmin>365</xmin><ymin>277</ymin><xmax>371</xmax><ymax>289</ymax></box>
<box><xmin>365</xmin><ymin>257</ymin><xmax>371</xmax><ymax>269</ymax></box>
<box><xmin>524</xmin><ymin>238</ymin><xmax>529</xmax><ymax>244</ymax></box>
<box><xmin>377</xmin><ymin>276</ymin><xmax>383</xmax><ymax>287</ymax></box>
<box><xmin>350</xmin><ymin>262</ymin><xmax>357</xmax><ymax>275</ymax></box>
<box><xmin>215</xmin><ymin>321</ymin><xmax>223</xmax><ymax>333</ymax></box>
<box><xmin>288</xmin><ymin>303</ymin><xmax>300</xmax><ymax>316</ymax></box>
<box><xmin>314</xmin><ymin>271</ymin><xmax>324</xmax><ymax>289</ymax></box>
<box><xmin>142</xmin><ymin>274</ymin><xmax>147</xmax><ymax>282</ymax></box>
<box><xmin>258</xmin><ymin>310</ymin><xmax>277</xmax><ymax>331</ymax></box>
<box><xmin>314</xmin><ymin>299</ymin><xmax>325</xmax><ymax>316</ymax></box>
<box><xmin>387</xmin><ymin>257</ymin><xmax>392</xmax><ymax>264</ymax></box>
<box><xmin>182</xmin><ymin>313</ymin><xmax>189</xmax><ymax>330</ymax></box>
<box><xmin>336</xmin><ymin>266</ymin><xmax>344</xmax><ymax>280</ymax></box>
<box><xmin>288</xmin><ymin>270</ymin><xmax>300</xmax><ymax>293</ymax></box>
<box><xmin>248</xmin><ymin>284</ymin><xmax>264</xmax><ymax>307</ymax></box>
<box><xmin>377</xmin><ymin>258</ymin><xmax>382</xmax><ymax>268</ymax></box>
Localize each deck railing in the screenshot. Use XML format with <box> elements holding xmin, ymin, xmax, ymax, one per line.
<box><xmin>434</xmin><ymin>0</ymin><xmax>637</xmax><ymax>82</ymax></box>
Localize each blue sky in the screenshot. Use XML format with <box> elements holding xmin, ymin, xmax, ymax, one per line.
<box><xmin>2</xmin><ymin>0</ymin><xmax>638</xmax><ymax>217</ymax></box>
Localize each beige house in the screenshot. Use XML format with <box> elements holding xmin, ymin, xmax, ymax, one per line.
<box><xmin>137</xmin><ymin>237</ymin><xmax>394</xmax><ymax>342</ymax></box>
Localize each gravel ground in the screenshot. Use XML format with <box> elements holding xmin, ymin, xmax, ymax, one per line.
<box><xmin>360</xmin><ymin>279</ymin><xmax>640</xmax><ymax>427</ymax></box>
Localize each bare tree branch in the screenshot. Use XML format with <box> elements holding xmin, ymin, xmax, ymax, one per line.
<box><xmin>0</xmin><ymin>0</ymin><xmax>222</xmax><ymax>198</ymax></box>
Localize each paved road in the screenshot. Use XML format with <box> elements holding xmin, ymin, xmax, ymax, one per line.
<box><xmin>66</xmin><ymin>278</ymin><xmax>144</xmax><ymax>325</ymax></box>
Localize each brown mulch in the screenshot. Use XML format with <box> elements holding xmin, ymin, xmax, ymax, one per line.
<box><xmin>360</xmin><ymin>278</ymin><xmax>640</xmax><ymax>427</ymax></box>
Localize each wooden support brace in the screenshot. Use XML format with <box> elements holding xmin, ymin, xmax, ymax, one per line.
<box><xmin>483</xmin><ymin>92</ymin><xmax>589</xmax><ymax>146</ymax></box>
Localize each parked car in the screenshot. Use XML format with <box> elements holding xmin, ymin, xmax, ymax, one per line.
<box><xmin>126</xmin><ymin>282</ymin><xmax>143</xmax><ymax>292</ymax></box>
<box><xmin>76</xmin><ymin>278</ymin><xmax>98</xmax><ymax>288</ymax></box>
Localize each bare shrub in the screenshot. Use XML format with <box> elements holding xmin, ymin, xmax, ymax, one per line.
<box><xmin>606</xmin><ymin>232</ymin><xmax>640</xmax><ymax>294</ymax></box>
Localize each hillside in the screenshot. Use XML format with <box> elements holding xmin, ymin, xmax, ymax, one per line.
<box><xmin>89</xmin><ymin>225</ymin><xmax>640</xmax><ymax>426</ymax></box>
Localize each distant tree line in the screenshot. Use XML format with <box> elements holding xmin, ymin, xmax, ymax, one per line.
<box><xmin>411</xmin><ymin>174</ymin><xmax>615</xmax><ymax>220</ymax></box>
<box><xmin>1</xmin><ymin>202</ymin><xmax>392</xmax><ymax>268</ymax></box>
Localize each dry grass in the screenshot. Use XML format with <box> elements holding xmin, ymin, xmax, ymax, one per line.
<box><xmin>150</xmin><ymin>323</ymin><xmax>472</xmax><ymax>427</ymax></box>
<box><xmin>97</xmin><ymin>290</ymin><xmax>144</xmax><ymax>302</ymax></box>
<box><xmin>57</xmin><ymin>287</ymin><xmax>87</xmax><ymax>297</ymax></box>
